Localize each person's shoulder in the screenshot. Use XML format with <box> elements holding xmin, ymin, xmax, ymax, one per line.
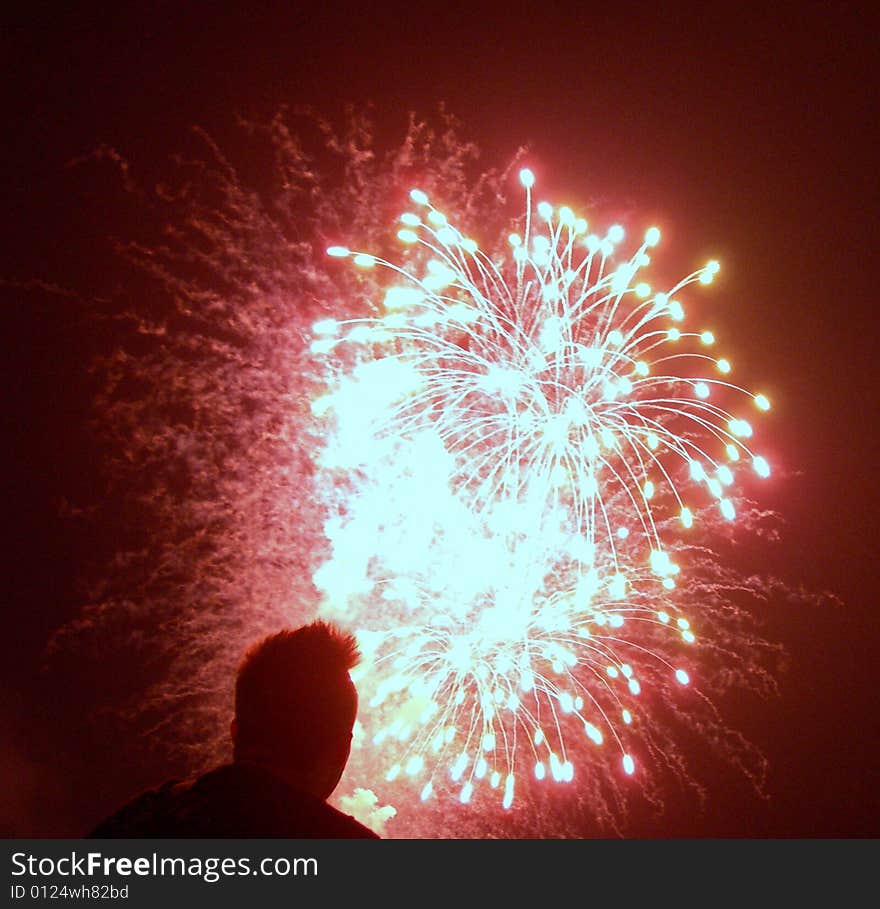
<box><xmin>89</xmin><ymin>763</ymin><xmax>381</xmax><ymax>839</ymax></box>
<box><xmin>322</xmin><ymin>803</ymin><xmax>381</xmax><ymax>839</ymax></box>
<box><xmin>217</xmin><ymin>764</ymin><xmax>381</xmax><ymax>838</ymax></box>
<box><xmin>88</xmin><ymin>777</ymin><xmax>189</xmax><ymax>838</ymax></box>
<box><xmin>90</xmin><ymin>764</ymin><xmax>253</xmax><ymax>838</ymax></box>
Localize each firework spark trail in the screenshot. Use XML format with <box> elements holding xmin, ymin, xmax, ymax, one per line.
<box><xmin>311</xmin><ymin>168</ymin><xmax>774</xmax><ymax>811</ymax></box>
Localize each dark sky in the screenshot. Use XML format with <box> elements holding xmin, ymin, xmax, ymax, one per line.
<box><xmin>3</xmin><ymin>2</ymin><xmax>877</xmax><ymax>838</ymax></box>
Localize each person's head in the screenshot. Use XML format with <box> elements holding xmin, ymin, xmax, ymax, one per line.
<box><xmin>231</xmin><ymin>620</ymin><xmax>360</xmax><ymax>799</ymax></box>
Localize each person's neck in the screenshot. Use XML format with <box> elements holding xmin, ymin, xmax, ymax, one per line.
<box><xmin>233</xmin><ymin>753</ymin><xmax>329</xmax><ymax>800</ymax></box>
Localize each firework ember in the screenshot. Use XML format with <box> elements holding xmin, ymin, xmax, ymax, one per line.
<box><xmin>311</xmin><ymin>169</ymin><xmax>772</xmax><ymax>811</ymax></box>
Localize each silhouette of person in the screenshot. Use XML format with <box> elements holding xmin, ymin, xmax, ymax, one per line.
<box><xmin>89</xmin><ymin>620</ymin><xmax>379</xmax><ymax>837</ymax></box>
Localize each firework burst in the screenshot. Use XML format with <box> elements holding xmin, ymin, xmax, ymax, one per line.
<box><xmin>311</xmin><ymin>168</ymin><xmax>773</xmax><ymax>810</ymax></box>
<box><xmin>61</xmin><ymin>113</ymin><xmax>790</xmax><ymax>836</ymax></box>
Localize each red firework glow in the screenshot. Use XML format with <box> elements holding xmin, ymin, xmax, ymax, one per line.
<box><xmin>60</xmin><ymin>113</ymin><xmax>790</xmax><ymax>838</ymax></box>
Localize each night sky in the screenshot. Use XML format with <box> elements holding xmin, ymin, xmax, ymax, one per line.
<box><xmin>3</xmin><ymin>3</ymin><xmax>877</xmax><ymax>838</ymax></box>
